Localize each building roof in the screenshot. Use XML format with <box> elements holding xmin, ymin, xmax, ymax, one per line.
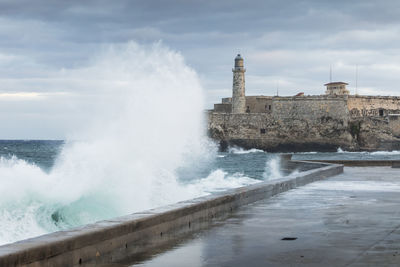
<box><xmin>235</xmin><ymin>54</ymin><xmax>243</xmax><ymax>60</ymax></box>
<box><xmin>324</xmin><ymin>82</ymin><xmax>349</xmax><ymax>86</ymax></box>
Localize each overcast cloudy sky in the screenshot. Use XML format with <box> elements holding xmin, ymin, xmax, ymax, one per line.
<box><xmin>1</xmin><ymin>0</ymin><xmax>400</xmax><ymax>139</ymax></box>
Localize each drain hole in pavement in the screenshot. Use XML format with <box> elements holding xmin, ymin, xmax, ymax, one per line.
<box><xmin>281</xmin><ymin>237</ymin><xmax>297</xmax><ymax>241</ymax></box>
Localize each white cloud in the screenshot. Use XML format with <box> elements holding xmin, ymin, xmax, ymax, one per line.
<box><xmin>0</xmin><ymin>92</ymin><xmax>43</xmax><ymax>100</ymax></box>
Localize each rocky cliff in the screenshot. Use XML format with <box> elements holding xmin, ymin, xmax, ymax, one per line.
<box><xmin>207</xmin><ymin>112</ymin><xmax>400</xmax><ymax>152</ymax></box>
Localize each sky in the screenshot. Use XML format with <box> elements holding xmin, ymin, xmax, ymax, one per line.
<box><xmin>1</xmin><ymin>0</ymin><xmax>400</xmax><ymax>139</ymax></box>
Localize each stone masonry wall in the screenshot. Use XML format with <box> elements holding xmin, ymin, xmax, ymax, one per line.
<box><xmin>389</xmin><ymin>115</ymin><xmax>400</xmax><ymax>137</ymax></box>
<box><xmin>348</xmin><ymin>96</ymin><xmax>400</xmax><ymax>117</ymax></box>
<box><xmin>272</xmin><ymin>96</ymin><xmax>349</xmax><ymax>120</ymax></box>
<box><xmin>214</xmin><ymin>103</ymin><xmax>232</xmax><ymax>113</ymax></box>
<box><xmin>208</xmin><ymin>95</ymin><xmax>400</xmax><ymax>151</ymax></box>
<box><xmin>245</xmin><ymin>96</ymin><xmax>273</xmax><ymax>113</ymax></box>
<box><xmin>232</xmin><ymin>70</ymin><xmax>246</xmax><ymax>113</ymax></box>
<box><xmin>208</xmin><ymin>97</ymin><xmax>354</xmax><ymax>151</ymax></box>
<box><xmin>208</xmin><ymin>96</ymin><xmax>400</xmax><ymax>151</ymax></box>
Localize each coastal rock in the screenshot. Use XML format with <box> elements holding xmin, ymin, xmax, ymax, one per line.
<box><xmin>207</xmin><ymin>112</ymin><xmax>400</xmax><ymax>152</ymax></box>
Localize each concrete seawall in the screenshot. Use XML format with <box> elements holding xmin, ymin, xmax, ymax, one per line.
<box><xmin>0</xmin><ymin>161</ymin><xmax>343</xmax><ymax>266</ymax></box>
<box><xmin>303</xmin><ymin>159</ymin><xmax>400</xmax><ymax>167</ymax></box>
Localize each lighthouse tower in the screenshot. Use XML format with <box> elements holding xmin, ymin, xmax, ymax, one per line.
<box><xmin>232</xmin><ymin>54</ymin><xmax>246</xmax><ymax>113</ymax></box>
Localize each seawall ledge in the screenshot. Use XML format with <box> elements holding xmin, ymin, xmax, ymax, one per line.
<box><xmin>0</xmin><ymin>159</ymin><xmax>343</xmax><ymax>266</ymax></box>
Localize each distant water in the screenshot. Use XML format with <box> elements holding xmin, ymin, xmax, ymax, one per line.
<box><xmin>0</xmin><ymin>140</ymin><xmax>64</xmax><ymax>172</ymax></box>
<box><xmin>0</xmin><ymin>141</ymin><xmax>399</xmax><ymax>245</ymax></box>
<box><xmin>0</xmin><ymin>141</ymin><xmax>279</xmax><ymax>180</ymax></box>
<box><xmin>293</xmin><ymin>148</ymin><xmax>400</xmax><ymax>161</ymax></box>
<box><xmin>1</xmin><ymin>141</ymin><xmax>397</xmax><ymax>174</ymax></box>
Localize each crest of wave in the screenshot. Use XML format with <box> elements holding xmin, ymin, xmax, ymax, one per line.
<box><xmin>0</xmin><ymin>42</ymin><xmax>223</xmax><ymax>244</ymax></box>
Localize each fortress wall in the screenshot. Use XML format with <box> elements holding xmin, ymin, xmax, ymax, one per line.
<box><xmin>208</xmin><ymin>96</ymin><xmax>400</xmax><ymax>151</ymax></box>
<box><xmin>389</xmin><ymin>115</ymin><xmax>400</xmax><ymax>137</ymax></box>
<box><xmin>208</xmin><ymin>113</ymin><xmax>274</xmax><ymax>140</ymax></box>
<box><xmin>214</xmin><ymin>103</ymin><xmax>232</xmax><ymax>113</ymax></box>
<box><xmin>348</xmin><ymin>96</ymin><xmax>400</xmax><ymax>117</ymax></box>
<box><xmin>245</xmin><ymin>96</ymin><xmax>273</xmax><ymax>113</ymax></box>
<box><xmin>272</xmin><ymin>96</ymin><xmax>349</xmax><ymax>122</ymax></box>
<box><xmin>208</xmin><ymin>105</ymin><xmax>353</xmax><ymax>151</ymax></box>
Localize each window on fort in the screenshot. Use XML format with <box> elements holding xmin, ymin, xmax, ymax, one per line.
<box><xmin>379</xmin><ymin>109</ymin><xmax>384</xmax><ymax>117</ymax></box>
<box><xmin>269</xmin><ymin>105</ymin><xmax>271</xmax><ymax>110</ymax></box>
<box><xmin>260</xmin><ymin>129</ymin><xmax>266</xmax><ymax>134</ymax></box>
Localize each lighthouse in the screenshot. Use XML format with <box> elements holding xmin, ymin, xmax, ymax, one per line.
<box><xmin>232</xmin><ymin>54</ymin><xmax>246</xmax><ymax>113</ymax></box>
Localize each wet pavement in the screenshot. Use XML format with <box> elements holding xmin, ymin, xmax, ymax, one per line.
<box><xmin>128</xmin><ymin>167</ymin><xmax>400</xmax><ymax>267</ymax></box>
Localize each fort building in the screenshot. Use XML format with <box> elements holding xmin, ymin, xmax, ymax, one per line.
<box><xmin>207</xmin><ymin>55</ymin><xmax>400</xmax><ymax>151</ymax></box>
<box><xmin>324</xmin><ymin>82</ymin><xmax>349</xmax><ymax>96</ymax></box>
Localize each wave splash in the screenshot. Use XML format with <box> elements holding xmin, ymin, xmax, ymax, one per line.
<box><xmin>0</xmin><ymin>42</ymin><xmax>261</xmax><ymax>245</ymax></box>
<box><xmin>228</xmin><ymin>147</ymin><xmax>264</xmax><ymax>154</ymax></box>
<box><xmin>337</xmin><ymin>147</ymin><xmax>400</xmax><ymax>155</ymax></box>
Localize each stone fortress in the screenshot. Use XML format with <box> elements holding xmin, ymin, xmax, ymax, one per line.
<box><xmin>208</xmin><ymin>54</ymin><xmax>400</xmax><ymax>151</ymax></box>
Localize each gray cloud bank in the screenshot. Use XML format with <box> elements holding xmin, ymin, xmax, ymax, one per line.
<box><xmin>0</xmin><ymin>0</ymin><xmax>400</xmax><ymax>138</ymax></box>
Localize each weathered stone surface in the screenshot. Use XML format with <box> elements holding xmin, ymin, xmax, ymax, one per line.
<box><xmin>232</xmin><ymin>55</ymin><xmax>246</xmax><ymax>114</ymax></box>
<box><xmin>208</xmin><ymin>96</ymin><xmax>400</xmax><ymax>152</ymax></box>
<box><xmin>389</xmin><ymin>114</ymin><xmax>400</xmax><ymax>137</ymax></box>
<box><xmin>208</xmin><ymin>111</ymin><xmax>358</xmax><ymax>152</ymax></box>
<box><xmin>348</xmin><ymin>95</ymin><xmax>400</xmax><ymax>117</ymax></box>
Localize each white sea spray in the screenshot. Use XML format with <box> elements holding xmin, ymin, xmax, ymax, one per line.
<box><xmin>263</xmin><ymin>157</ymin><xmax>283</xmax><ymax>180</ymax></box>
<box><xmin>0</xmin><ymin>42</ymin><xmax>262</xmax><ymax>245</ymax></box>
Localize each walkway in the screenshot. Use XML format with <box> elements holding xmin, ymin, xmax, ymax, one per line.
<box><xmin>129</xmin><ymin>167</ymin><xmax>400</xmax><ymax>266</ymax></box>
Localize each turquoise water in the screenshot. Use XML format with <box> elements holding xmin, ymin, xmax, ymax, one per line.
<box><xmin>0</xmin><ymin>141</ymin><xmax>275</xmax><ymax>245</ymax></box>
<box><xmin>0</xmin><ymin>140</ymin><xmax>399</xmax><ymax>246</ymax></box>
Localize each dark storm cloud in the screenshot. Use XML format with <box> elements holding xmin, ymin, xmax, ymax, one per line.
<box><xmin>2</xmin><ymin>0</ymin><xmax>397</xmax><ymax>43</ymax></box>
<box><xmin>1</xmin><ymin>0</ymin><xmax>399</xmax><ymax>55</ymax></box>
<box><xmin>1</xmin><ymin>0</ymin><xmax>400</xmax><ymax>138</ymax></box>
<box><xmin>0</xmin><ymin>0</ymin><xmax>399</xmax><ymax>76</ymax></box>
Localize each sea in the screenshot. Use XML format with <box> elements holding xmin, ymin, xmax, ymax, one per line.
<box><xmin>1</xmin><ymin>140</ymin><xmax>400</xmax><ymax>246</ymax></box>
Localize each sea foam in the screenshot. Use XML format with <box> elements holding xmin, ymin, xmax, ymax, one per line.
<box><xmin>0</xmin><ymin>42</ymin><xmax>262</xmax><ymax>245</ymax></box>
<box><xmin>228</xmin><ymin>147</ymin><xmax>264</xmax><ymax>154</ymax></box>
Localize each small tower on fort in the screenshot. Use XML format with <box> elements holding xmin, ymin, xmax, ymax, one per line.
<box><xmin>232</xmin><ymin>54</ymin><xmax>246</xmax><ymax>113</ymax></box>
<box><xmin>324</xmin><ymin>82</ymin><xmax>349</xmax><ymax>96</ymax></box>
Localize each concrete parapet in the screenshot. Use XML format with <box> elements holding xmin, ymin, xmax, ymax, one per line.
<box><xmin>303</xmin><ymin>159</ymin><xmax>400</xmax><ymax>168</ymax></box>
<box><xmin>392</xmin><ymin>161</ymin><xmax>400</xmax><ymax>168</ymax></box>
<box><xmin>0</xmin><ymin>161</ymin><xmax>343</xmax><ymax>266</ymax></box>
